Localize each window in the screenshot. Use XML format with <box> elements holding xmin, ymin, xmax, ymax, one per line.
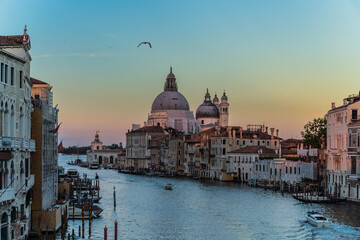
<box><xmin>222</xmin><ymin>148</ymin><xmax>226</xmax><ymax>155</ymax></box>
<box><xmin>34</xmin><ymin>94</ymin><xmax>40</xmax><ymax>99</ymax></box>
<box><xmin>352</xmin><ymin>110</ymin><xmax>358</xmax><ymax>120</ymax></box>
<box><xmin>294</xmin><ymin>167</ymin><xmax>296</xmax><ymax>174</ymax></box>
<box><xmin>10</xmin><ymin>67</ymin><xmax>14</xmax><ymax>85</ymax></box>
<box><xmin>243</xmin><ymin>140</ymin><xmax>245</xmax><ymax>145</ymax></box>
<box><xmin>237</xmin><ymin>140</ymin><xmax>239</xmax><ymax>145</ymax></box>
<box><xmin>290</xmin><ymin>167</ymin><xmax>292</xmax><ymax>174</ymax></box>
<box><xmin>257</xmin><ymin>141</ymin><xmax>260</xmax><ymax>146</ymax></box>
<box><xmin>201</xmin><ymin>120</ymin><xmax>204</xmax><ymax>124</ymax></box>
<box><xmin>267</xmin><ymin>141</ymin><xmax>269</xmax><ymax>146</ymax></box>
<box><xmin>4</xmin><ymin>64</ymin><xmax>8</xmax><ymax>84</ymax></box>
<box><xmin>223</xmin><ymin>139</ymin><xmax>226</xmax><ymax>145</ymax></box>
<box><xmin>256</xmin><ymin>165</ymin><xmax>258</xmax><ymax>171</ymax></box>
<box><xmin>0</xmin><ymin>63</ymin><xmax>3</xmax><ymax>82</ymax></box>
<box><xmin>263</xmin><ymin>165</ymin><xmax>265</xmax><ymax>172</ymax></box>
<box><xmin>19</xmin><ymin>70</ymin><xmax>23</xmax><ymax>88</ymax></box>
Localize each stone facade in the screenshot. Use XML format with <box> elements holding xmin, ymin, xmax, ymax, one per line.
<box><xmin>0</xmin><ymin>27</ymin><xmax>35</xmax><ymax>240</ymax></box>
<box><xmin>326</xmin><ymin>92</ymin><xmax>360</xmax><ymax>200</ymax></box>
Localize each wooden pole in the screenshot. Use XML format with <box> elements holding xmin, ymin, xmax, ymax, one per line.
<box><xmin>38</xmin><ymin>214</ymin><xmax>42</xmax><ymax>239</ymax></box>
<box><xmin>115</xmin><ymin>220</ymin><xmax>118</xmax><ymax>240</ymax></box>
<box><xmin>104</xmin><ymin>225</ymin><xmax>108</xmax><ymax>240</ymax></box>
<box><xmin>72</xmin><ymin>228</ymin><xmax>75</xmax><ymax>240</ymax></box>
<box><xmin>89</xmin><ymin>201</ymin><xmax>92</xmax><ymax>237</ymax></box>
<box><xmin>78</xmin><ymin>225</ymin><xmax>81</xmax><ymax>238</ymax></box>
<box><xmin>113</xmin><ymin>186</ymin><xmax>116</xmax><ymax>208</ymax></box>
<box><xmin>82</xmin><ymin>201</ymin><xmax>85</xmax><ymax>238</ymax></box>
<box><xmin>68</xmin><ymin>233</ymin><xmax>70</xmax><ymax>240</ymax></box>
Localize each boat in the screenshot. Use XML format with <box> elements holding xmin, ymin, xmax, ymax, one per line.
<box><xmin>89</xmin><ymin>163</ymin><xmax>100</xmax><ymax>169</ymax></box>
<box><xmin>68</xmin><ymin>204</ymin><xmax>103</xmax><ymax>219</ymax></box>
<box><xmin>67</xmin><ymin>169</ymin><xmax>79</xmax><ymax>179</ymax></box>
<box><xmin>293</xmin><ymin>193</ymin><xmax>346</xmax><ymax>203</ymax></box>
<box><xmin>306</xmin><ymin>211</ymin><xmax>330</xmax><ymax>227</ymax></box>
<box><xmin>164</xmin><ymin>183</ymin><xmax>173</xmax><ymax>190</ymax></box>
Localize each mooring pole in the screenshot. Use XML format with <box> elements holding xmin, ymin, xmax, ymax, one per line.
<box><xmin>115</xmin><ymin>220</ymin><xmax>118</xmax><ymax>240</ymax></box>
<box><xmin>113</xmin><ymin>185</ymin><xmax>116</xmax><ymax>208</ymax></box>
<box><xmin>89</xmin><ymin>200</ymin><xmax>92</xmax><ymax>237</ymax></box>
<box><xmin>82</xmin><ymin>201</ymin><xmax>85</xmax><ymax>238</ymax></box>
<box><xmin>104</xmin><ymin>225</ymin><xmax>108</xmax><ymax>240</ymax></box>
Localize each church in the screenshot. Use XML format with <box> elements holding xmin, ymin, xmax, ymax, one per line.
<box><xmin>145</xmin><ymin>68</ymin><xmax>229</xmax><ymax>133</ymax></box>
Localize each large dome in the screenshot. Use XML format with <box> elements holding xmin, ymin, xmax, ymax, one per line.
<box><xmin>196</xmin><ymin>102</ymin><xmax>219</xmax><ymax>119</ymax></box>
<box><xmin>151</xmin><ymin>91</ymin><xmax>190</xmax><ymax>111</ymax></box>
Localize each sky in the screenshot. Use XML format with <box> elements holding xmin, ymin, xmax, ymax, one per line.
<box><xmin>1</xmin><ymin>0</ymin><xmax>360</xmax><ymax>146</ymax></box>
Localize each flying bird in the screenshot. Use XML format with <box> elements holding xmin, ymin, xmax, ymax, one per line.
<box><xmin>137</xmin><ymin>42</ymin><xmax>152</xmax><ymax>48</ymax></box>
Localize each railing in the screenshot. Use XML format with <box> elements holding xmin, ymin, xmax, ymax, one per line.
<box><xmin>0</xmin><ymin>137</ymin><xmax>35</xmax><ymax>152</ymax></box>
<box><xmin>0</xmin><ymin>188</ymin><xmax>15</xmax><ymax>203</ymax></box>
<box><xmin>17</xmin><ymin>175</ymin><xmax>35</xmax><ymax>195</ymax></box>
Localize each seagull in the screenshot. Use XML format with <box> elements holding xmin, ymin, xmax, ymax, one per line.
<box><xmin>137</xmin><ymin>42</ymin><xmax>152</xmax><ymax>48</ymax></box>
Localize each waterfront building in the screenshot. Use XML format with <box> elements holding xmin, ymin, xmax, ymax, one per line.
<box><xmin>87</xmin><ymin>132</ymin><xmax>125</xmax><ymax>168</ymax></box>
<box><xmin>146</xmin><ymin>68</ymin><xmax>196</xmax><ymax>134</ymax></box>
<box><xmin>30</xmin><ymin>77</ymin><xmax>64</xmax><ymax>233</ymax></box>
<box><xmin>227</xmin><ymin>146</ymin><xmax>317</xmax><ymax>185</ymax></box>
<box><xmin>126</xmin><ymin>126</ymin><xmax>166</xmax><ymax>172</ymax></box>
<box><xmin>182</xmin><ymin>125</ymin><xmax>281</xmax><ymax>181</ymax></box>
<box><xmin>326</xmin><ymin>92</ymin><xmax>360</xmax><ymax>200</ymax></box>
<box><xmin>0</xmin><ymin>27</ymin><xmax>35</xmax><ymax>240</ymax></box>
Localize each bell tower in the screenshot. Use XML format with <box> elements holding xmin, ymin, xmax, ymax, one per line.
<box><xmin>219</xmin><ymin>91</ymin><xmax>229</xmax><ymax>127</ymax></box>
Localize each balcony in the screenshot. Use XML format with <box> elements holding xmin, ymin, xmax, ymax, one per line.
<box><xmin>0</xmin><ymin>188</ymin><xmax>15</xmax><ymax>204</ymax></box>
<box><xmin>0</xmin><ymin>137</ymin><xmax>35</xmax><ymax>152</ymax></box>
<box><xmin>18</xmin><ymin>175</ymin><xmax>35</xmax><ymax>194</ymax></box>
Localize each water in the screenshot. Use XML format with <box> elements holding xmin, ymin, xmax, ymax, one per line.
<box><xmin>58</xmin><ymin>155</ymin><xmax>360</xmax><ymax>240</ymax></box>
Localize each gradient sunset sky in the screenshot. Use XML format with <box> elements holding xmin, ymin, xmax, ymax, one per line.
<box><xmin>2</xmin><ymin>0</ymin><xmax>360</xmax><ymax>146</ymax></box>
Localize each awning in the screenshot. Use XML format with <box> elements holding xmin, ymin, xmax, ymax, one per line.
<box><xmin>0</xmin><ymin>152</ymin><xmax>13</xmax><ymax>161</ymax></box>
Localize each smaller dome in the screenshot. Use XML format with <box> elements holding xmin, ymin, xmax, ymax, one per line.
<box><xmin>196</xmin><ymin>102</ymin><xmax>220</xmax><ymax>119</ymax></box>
<box><xmin>221</xmin><ymin>91</ymin><xmax>228</xmax><ymax>101</ymax></box>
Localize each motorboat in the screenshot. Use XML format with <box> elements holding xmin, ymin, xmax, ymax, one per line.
<box><xmin>67</xmin><ymin>169</ymin><xmax>79</xmax><ymax>179</ymax></box>
<box><xmin>89</xmin><ymin>163</ymin><xmax>100</xmax><ymax>169</ymax></box>
<box><xmin>164</xmin><ymin>183</ymin><xmax>173</xmax><ymax>190</ymax></box>
<box><xmin>306</xmin><ymin>211</ymin><xmax>330</xmax><ymax>227</ymax></box>
<box><xmin>68</xmin><ymin>204</ymin><xmax>103</xmax><ymax>219</ymax></box>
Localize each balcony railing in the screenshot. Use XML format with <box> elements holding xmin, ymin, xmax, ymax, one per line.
<box><xmin>0</xmin><ymin>137</ymin><xmax>35</xmax><ymax>152</ymax></box>
<box><xmin>17</xmin><ymin>175</ymin><xmax>35</xmax><ymax>195</ymax></box>
<box><xmin>0</xmin><ymin>188</ymin><xmax>15</xmax><ymax>203</ymax></box>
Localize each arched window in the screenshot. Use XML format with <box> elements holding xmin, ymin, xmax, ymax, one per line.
<box><xmin>20</xmin><ymin>161</ymin><xmax>25</xmax><ymax>186</ymax></box>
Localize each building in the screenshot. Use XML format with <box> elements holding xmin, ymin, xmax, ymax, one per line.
<box><xmin>146</xmin><ymin>68</ymin><xmax>196</xmax><ymax>134</ymax></box>
<box><xmin>196</xmin><ymin>89</ymin><xmax>229</xmax><ymax>131</ymax></box>
<box><xmin>0</xmin><ymin>26</ymin><xmax>36</xmax><ymax>240</ymax></box>
<box><xmin>126</xmin><ymin>126</ymin><xmax>166</xmax><ymax>172</ymax></box>
<box><xmin>326</xmin><ymin>92</ymin><xmax>360</xmax><ymax>200</ymax></box>
<box><xmin>86</xmin><ymin>132</ymin><xmax>125</xmax><ymax>168</ymax></box>
<box><xmin>30</xmin><ymin>77</ymin><xmax>63</xmax><ymax>233</ymax></box>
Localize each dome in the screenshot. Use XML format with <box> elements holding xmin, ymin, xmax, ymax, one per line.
<box><xmin>151</xmin><ymin>91</ymin><xmax>190</xmax><ymax>111</ymax></box>
<box><xmin>196</xmin><ymin>102</ymin><xmax>220</xmax><ymax>119</ymax></box>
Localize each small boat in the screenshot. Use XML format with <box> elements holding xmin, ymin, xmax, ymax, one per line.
<box><xmin>67</xmin><ymin>169</ymin><xmax>79</xmax><ymax>179</ymax></box>
<box><xmin>69</xmin><ymin>204</ymin><xmax>103</xmax><ymax>219</ymax></box>
<box><xmin>306</xmin><ymin>211</ymin><xmax>330</xmax><ymax>227</ymax></box>
<box><xmin>89</xmin><ymin>163</ymin><xmax>100</xmax><ymax>169</ymax></box>
<box><xmin>164</xmin><ymin>183</ymin><xmax>173</xmax><ymax>190</ymax></box>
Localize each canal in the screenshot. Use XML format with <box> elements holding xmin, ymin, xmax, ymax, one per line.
<box><xmin>58</xmin><ymin>155</ymin><xmax>360</xmax><ymax>239</ymax></box>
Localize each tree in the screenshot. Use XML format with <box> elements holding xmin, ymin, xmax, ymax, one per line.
<box><xmin>301</xmin><ymin>117</ymin><xmax>327</xmax><ymax>149</ymax></box>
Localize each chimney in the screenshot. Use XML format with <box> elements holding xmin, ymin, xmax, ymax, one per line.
<box><xmin>239</xmin><ymin>127</ymin><xmax>243</xmax><ymax>139</ymax></box>
<box><xmin>266</xmin><ymin>126</ymin><xmax>268</xmax><ymax>134</ymax></box>
<box><xmin>232</xmin><ymin>129</ymin><xmax>236</xmax><ymax>138</ymax></box>
<box><xmin>343</xmin><ymin>99</ymin><xmax>347</xmax><ymax>105</ymax></box>
<box><xmin>331</xmin><ymin>102</ymin><xmax>336</xmax><ymax>109</ymax></box>
<box><xmin>216</xmin><ymin>126</ymin><xmax>219</xmax><ymax>136</ymax></box>
<box><xmin>276</xmin><ymin>129</ymin><xmax>279</xmax><ymax>138</ymax></box>
<box><xmin>270</xmin><ymin>128</ymin><xmax>275</xmax><ymax>140</ymax></box>
<box><xmin>228</xmin><ymin>127</ymin><xmax>232</xmax><ymax>138</ymax></box>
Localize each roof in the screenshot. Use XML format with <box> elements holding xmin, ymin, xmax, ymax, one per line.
<box><xmin>30</xmin><ymin>77</ymin><xmax>48</xmax><ymax>85</ymax></box>
<box><xmin>228</xmin><ymin>146</ymin><xmax>277</xmax><ymax>155</ymax></box>
<box><xmin>128</xmin><ymin>126</ymin><xmax>164</xmax><ymax>134</ymax></box>
<box><xmin>0</xmin><ymin>35</ymin><xmax>27</xmax><ymax>47</ymax></box>
<box><xmin>93</xmin><ymin>150</ymin><xmax>123</xmax><ymax>153</ymax></box>
<box><xmin>282</xmin><ymin>138</ymin><xmax>303</xmax><ymax>143</ymax></box>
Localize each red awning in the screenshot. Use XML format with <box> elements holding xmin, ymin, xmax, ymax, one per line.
<box><xmin>0</xmin><ymin>152</ymin><xmax>13</xmax><ymax>161</ymax></box>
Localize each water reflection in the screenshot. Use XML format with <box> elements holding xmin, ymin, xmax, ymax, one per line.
<box><xmin>57</xmin><ymin>155</ymin><xmax>360</xmax><ymax>240</ymax></box>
